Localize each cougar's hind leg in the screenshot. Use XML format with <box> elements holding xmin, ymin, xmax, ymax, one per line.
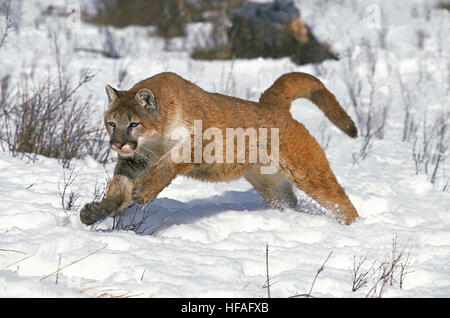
<box><xmin>244</xmin><ymin>168</ymin><xmax>298</xmax><ymax>210</ymax></box>
<box><xmin>278</xmin><ymin>121</ymin><xmax>359</xmax><ymax>225</ymax></box>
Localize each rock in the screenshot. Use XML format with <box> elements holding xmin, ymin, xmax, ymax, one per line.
<box><xmin>193</xmin><ymin>0</ymin><xmax>337</xmax><ymax>65</ymax></box>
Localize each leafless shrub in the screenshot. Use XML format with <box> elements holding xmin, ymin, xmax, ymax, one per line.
<box><xmin>190</xmin><ymin>2</ymin><xmax>242</xmax><ymax>60</ymax></box>
<box><xmin>376</xmin><ymin>5</ymin><xmax>388</xmax><ymax>50</ymax></box>
<box><xmin>351</xmin><ymin>236</ymin><xmax>413</xmax><ymax>297</ymax></box>
<box><xmin>353</xmin><ymin>107</ymin><xmax>379</xmax><ymax>162</ymax></box>
<box><xmin>394</xmin><ymin>51</ymin><xmax>448</xmax><ymax>189</ymax></box>
<box><xmin>58</xmin><ymin>162</ymin><xmax>81</xmax><ymax>214</ymax></box>
<box><xmin>0</xmin><ymin>75</ymin><xmax>12</xmax><ymax>153</ymax></box>
<box><xmin>74</xmin><ymin>27</ymin><xmax>123</xmax><ymax>59</ymax></box>
<box><xmin>191</xmin><ymin>25</ymin><xmax>233</xmax><ymax>61</ymax></box>
<box><xmin>112</xmin><ymin>205</ymin><xmax>151</xmax><ymax>234</ymax></box>
<box><xmin>443</xmin><ymin>180</ymin><xmax>450</xmax><ymax>192</ymax></box>
<box><xmin>113</xmin><ymin>209</ymin><xmax>169</xmax><ymax>236</ymax></box>
<box><xmin>352</xmin><ymin>103</ymin><xmax>385</xmax><ymax>163</ymax></box>
<box><xmin>0</xmin><ymin>68</ymin><xmax>111</xmax><ymax>167</ymax></box>
<box><xmin>351</xmin><ymin>256</ymin><xmax>377</xmax><ymax>292</ymax></box>
<box><xmin>412</xmin><ymin>111</ymin><xmax>449</xmax><ymax>186</ymax></box>
<box><xmin>343</xmin><ymin>41</ymin><xmax>389</xmax><ymax>163</ymax></box>
<box><xmin>362</xmin><ymin>43</ymin><xmax>389</xmax><ymax>141</ymax></box>
<box><xmin>416</xmin><ymin>29</ymin><xmax>427</xmax><ymax>50</ymax></box>
<box><xmin>342</xmin><ymin>52</ymin><xmax>363</xmax><ymax>121</ymax></box>
<box><xmin>115</xmin><ymin>62</ymin><xmax>130</xmax><ymax>90</ymax></box>
<box><xmin>101</xmin><ymin>28</ymin><xmax>122</xmax><ymax>58</ymax></box>
<box><xmin>0</xmin><ymin>0</ymin><xmax>14</xmax><ymax>51</ymax></box>
<box><xmin>92</xmin><ymin>179</ymin><xmax>108</xmax><ymax>203</ymax></box>
<box><xmin>220</xmin><ymin>59</ymin><xmax>236</xmax><ymax>95</ymax></box>
<box><xmin>398</xmin><ymin>72</ymin><xmax>418</xmax><ymax>143</ymax></box>
<box><xmin>366</xmin><ymin>236</ymin><xmax>413</xmax><ymax>297</ymax></box>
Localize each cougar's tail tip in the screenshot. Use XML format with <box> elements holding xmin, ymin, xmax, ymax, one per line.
<box><xmin>261</xmin><ymin>72</ymin><xmax>359</xmax><ymax>139</ymax></box>
<box><xmin>346</xmin><ymin>124</ymin><xmax>358</xmax><ymax>138</ymax></box>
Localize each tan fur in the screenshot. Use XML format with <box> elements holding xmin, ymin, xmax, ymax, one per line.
<box><xmin>80</xmin><ymin>72</ymin><xmax>359</xmax><ymax>226</ymax></box>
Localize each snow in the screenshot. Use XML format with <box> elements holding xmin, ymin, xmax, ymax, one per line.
<box><xmin>0</xmin><ymin>0</ymin><xmax>449</xmax><ymax>297</ymax></box>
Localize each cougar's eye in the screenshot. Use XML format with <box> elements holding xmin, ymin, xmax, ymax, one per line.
<box><xmin>130</xmin><ymin>122</ymin><xmax>140</xmax><ymax>128</ymax></box>
<box><xmin>108</xmin><ymin>122</ymin><xmax>116</xmax><ymax>128</ymax></box>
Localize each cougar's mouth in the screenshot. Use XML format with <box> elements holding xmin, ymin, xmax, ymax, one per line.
<box><xmin>111</xmin><ymin>143</ymin><xmax>137</xmax><ymax>158</ymax></box>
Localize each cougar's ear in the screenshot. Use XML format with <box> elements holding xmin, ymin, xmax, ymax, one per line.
<box><xmin>105</xmin><ymin>84</ymin><xmax>122</xmax><ymax>103</ymax></box>
<box><xmin>135</xmin><ymin>88</ymin><xmax>158</xmax><ymax>113</ymax></box>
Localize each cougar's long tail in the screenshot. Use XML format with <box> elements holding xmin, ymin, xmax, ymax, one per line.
<box><xmin>259</xmin><ymin>72</ymin><xmax>357</xmax><ymax>138</ymax></box>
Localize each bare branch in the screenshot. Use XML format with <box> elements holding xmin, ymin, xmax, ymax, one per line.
<box><xmin>289</xmin><ymin>251</ymin><xmax>333</xmax><ymax>298</ymax></box>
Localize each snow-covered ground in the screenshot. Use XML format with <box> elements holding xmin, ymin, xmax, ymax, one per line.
<box><xmin>0</xmin><ymin>0</ymin><xmax>449</xmax><ymax>297</ymax></box>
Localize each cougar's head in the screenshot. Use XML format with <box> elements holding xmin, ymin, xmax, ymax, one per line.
<box><xmin>104</xmin><ymin>84</ymin><xmax>160</xmax><ymax>158</ymax></box>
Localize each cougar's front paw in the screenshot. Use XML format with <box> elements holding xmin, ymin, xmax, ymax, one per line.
<box><xmin>80</xmin><ymin>202</ymin><xmax>110</xmax><ymax>225</ymax></box>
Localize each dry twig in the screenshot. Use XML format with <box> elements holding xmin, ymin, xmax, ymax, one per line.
<box><xmin>263</xmin><ymin>244</ymin><xmax>271</xmax><ymax>298</ymax></box>
<box><xmin>40</xmin><ymin>245</ymin><xmax>107</xmax><ymax>281</ymax></box>
<box><xmin>290</xmin><ymin>251</ymin><xmax>333</xmax><ymax>298</ymax></box>
<box><xmin>0</xmin><ymin>248</ymin><xmax>26</xmax><ymax>255</ymax></box>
